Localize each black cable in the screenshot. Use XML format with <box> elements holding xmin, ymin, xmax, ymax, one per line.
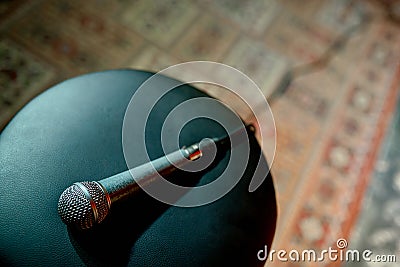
<box><xmin>266</xmin><ymin>12</ymin><xmax>372</xmax><ymax>104</ymax></box>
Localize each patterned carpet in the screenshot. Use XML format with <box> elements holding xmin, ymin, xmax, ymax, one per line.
<box><xmin>1</xmin><ymin>1</ymin><xmax>400</xmax><ymax>266</ymax></box>
<box><xmin>343</xmin><ymin>93</ymin><xmax>400</xmax><ymax>267</ymax></box>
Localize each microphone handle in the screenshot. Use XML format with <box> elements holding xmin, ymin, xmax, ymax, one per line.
<box><xmin>99</xmin><ymin>145</ymin><xmax>199</xmax><ymax>204</ymax></box>
<box><xmin>98</xmin><ymin>124</ymin><xmax>255</xmax><ymax>205</ymax></box>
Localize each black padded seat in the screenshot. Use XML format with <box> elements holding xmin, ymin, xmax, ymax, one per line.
<box><xmin>0</xmin><ymin>70</ymin><xmax>277</xmax><ymax>266</ymax></box>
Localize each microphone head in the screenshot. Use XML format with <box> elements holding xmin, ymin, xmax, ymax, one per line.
<box><xmin>57</xmin><ymin>181</ymin><xmax>111</xmax><ymax>230</ymax></box>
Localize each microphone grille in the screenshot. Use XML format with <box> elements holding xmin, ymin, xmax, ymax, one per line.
<box><xmin>57</xmin><ymin>181</ymin><xmax>110</xmax><ymax>230</ymax></box>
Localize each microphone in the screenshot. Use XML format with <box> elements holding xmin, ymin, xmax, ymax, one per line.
<box><xmin>57</xmin><ymin>124</ymin><xmax>255</xmax><ymax>230</ymax></box>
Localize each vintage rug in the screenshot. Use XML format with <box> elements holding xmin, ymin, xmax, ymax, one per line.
<box><xmin>1</xmin><ymin>0</ymin><xmax>399</xmax><ymax>266</ymax></box>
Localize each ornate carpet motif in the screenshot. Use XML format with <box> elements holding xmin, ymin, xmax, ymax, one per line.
<box><xmin>0</xmin><ymin>38</ymin><xmax>54</xmax><ymax>129</ymax></box>
<box><xmin>1</xmin><ymin>1</ymin><xmax>399</xmax><ymax>266</ymax></box>
<box><xmin>343</xmin><ymin>93</ymin><xmax>400</xmax><ymax>267</ymax></box>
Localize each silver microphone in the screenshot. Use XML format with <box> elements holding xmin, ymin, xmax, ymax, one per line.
<box><xmin>57</xmin><ymin>125</ymin><xmax>255</xmax><ymax>230</ymax></box>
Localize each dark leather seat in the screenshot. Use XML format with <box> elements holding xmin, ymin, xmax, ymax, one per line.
<box><xmin>0</xmin><ymin>70</ymin><xmax>277</xmax><ymax>266</ymax></box>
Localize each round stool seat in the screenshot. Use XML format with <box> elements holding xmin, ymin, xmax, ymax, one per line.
<box><xmin>0</xmin><ymin>70</ymin><xmax>276</xmax><ymax>266</ymax></box>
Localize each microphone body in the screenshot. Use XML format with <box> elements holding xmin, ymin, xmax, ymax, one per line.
<box><xmin>57</xmin><ymin>145</ymin><xmax>200</xmax><ymax>230</ymax></box>
<box><xmin>57</xmin><ymin>125</ymin><xmax>254</xmax><ymax>230</ymax></box>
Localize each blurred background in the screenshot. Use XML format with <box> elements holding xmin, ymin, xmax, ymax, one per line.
<box><xmin>1</xmin><ymin>0</ymin><xmax>399</xmax><ymax>266</ymax></box>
